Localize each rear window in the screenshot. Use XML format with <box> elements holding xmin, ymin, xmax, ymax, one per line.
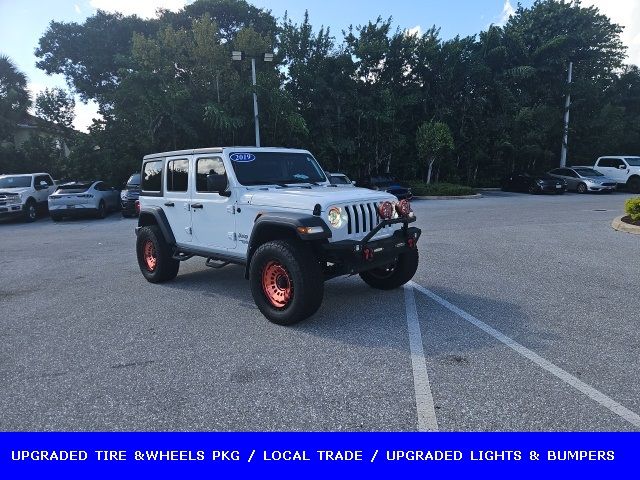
<box><xmin>142</xmin><ymin>160</ymin><xmax>163</xmax><ymax>192</ymax></box>
<box><xmin>56</xmin><ymin>183</ymin><xmax>93</xmax><ymax>193</ymax></box>
<box><xmin>126</xmin><ymin>174</ymin><xmax>141</xmax><ymax>186</ymax></box>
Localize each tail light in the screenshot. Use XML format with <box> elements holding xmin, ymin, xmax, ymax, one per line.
<box><xmin>76</xmin><ymin>194</ymin><xmax>93</xmax><ymax>198</ymax></box>
<box><xmin>378</xmin><ymin>201</ymin><xmax>393</xmax><ymax>220</ymax></box>
<box><xmin>135</xmin><ymin>200</ymin><xmax>141</xmax><ymax>214</ymax></box>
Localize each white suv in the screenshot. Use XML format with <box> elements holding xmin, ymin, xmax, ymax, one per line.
<box><xmin>593</xmin><ymin>156</ymin><xmax>640</xmax><ymax>193</ymax></box>
<box><xmin>135</xmin><ymin>147</ymin><xmax>421</xmax><ymax>325</ymax></box>
<box><xmin>0</xmin><ymin>173</ymin><xmax>56</xmax><ymax>222</ymax></box>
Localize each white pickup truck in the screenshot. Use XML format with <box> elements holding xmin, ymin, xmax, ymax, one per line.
<box><xmin>593</xmin><ymin>156</ymin><xmax>640</xmax><ymax>193</ymax></box>
<box><xmin>0</xmin><ymin>173</ymin><xmax>56</xmax><ymax>222</ymax></box>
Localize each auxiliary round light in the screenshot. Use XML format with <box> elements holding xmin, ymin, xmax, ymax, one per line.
<box><xmin>378</xmin><ymin>201</ymin><xmax>394</xmax><ymax>220</ymax></box>
<box><xmin>396</xmin><ymin>199</ymin><xmax>411</xmax><ymax>217</ymax></box>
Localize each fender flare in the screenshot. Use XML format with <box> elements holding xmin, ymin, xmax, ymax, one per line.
<box><xmin>244</xmin><ymin>212</ymin><xmax>331</xmax><ymax>277</ymax></box>
<box><xmin>137</xmin><ymin>206</ymin><xmax>176</xmax><ymax>245</ymax></box>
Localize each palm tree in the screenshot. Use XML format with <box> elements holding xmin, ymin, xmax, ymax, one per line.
<box><xmin>0</xmin><ymin>54</ymin><xmax>31</xmax><ymax>141</ymax></box>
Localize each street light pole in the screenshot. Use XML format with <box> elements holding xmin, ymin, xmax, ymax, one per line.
<box><xmin>251</xmin><ymin>57</ymin><xmax>260</xmax><ymax>147</ymax></box>
<box><xmin>560</xmin><ymin>61</ymin><xmax>573</xmax><ymax>167</ymax></box>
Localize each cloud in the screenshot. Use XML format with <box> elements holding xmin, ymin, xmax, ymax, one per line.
<box><xmin>89</xmin><ymin>0</ymin><xmax>186</xmax><ymax>19</ymax></box>
<box><xmin>582</xmin><ymin>0</ymin><xmax>640</xmax><ymax>66</ymax></box>
<box><xmin>74</xmin><ymin>4</ymin><xmax>81</xmax><ymax>14</ymax></box>
<box><xmin>73</xmin><ymin>99</ymin><xmax>101</xmax><ymax>133</ymax></box>
<box><xmin>405</xmin><ymin>25</ymin><xmax>422</xmax><ymax>38</ymax></box>
<box><xmin>497</xmin><ymin>0</ymin><xmax>515</xmax><ymax>26</ymax></box>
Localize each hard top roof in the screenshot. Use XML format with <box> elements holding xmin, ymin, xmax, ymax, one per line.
<box><xmin>142</xmin><ymin>146</ymin><xmax>311</xmax><ymax>161</ymax></box>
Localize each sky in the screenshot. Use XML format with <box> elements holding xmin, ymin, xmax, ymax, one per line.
<box><xmin>1</xmin><ymin>0</ymin><xmax>638</xmax><ymax>132</ymax></box>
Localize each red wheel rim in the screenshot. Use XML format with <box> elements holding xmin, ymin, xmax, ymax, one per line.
<box><xmin>261</xmin><ymin>261</ymin><xmax>293</xmax><ymax>308</ymax></box>
<box><xmin>143</xmin><ymin>240</ymin><xmax>157</xmax><ymax>272</ymax></box>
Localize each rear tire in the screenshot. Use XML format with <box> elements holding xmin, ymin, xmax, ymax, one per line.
<box><xmin>360</xmin><ymin>248</ymin><xmax>419</xmax><ymax>290</ymax></box>
<box><xmin>628</xmin><ymin>177</ymin><xmax>640</xmax><ymax>194</ymax></box>
<box><xmin>97</xmin><ymin>200</ymin><xmax>107</xmax><ymax>219</ymax></box>
<box><xmin>136</xmin><ymin>225</ymin><xmax>179</xmax><ymax>283</ymax></box>
<box><xmin>249</xmin><ymin>240</ymin><xmax>324</xmax><ymax>325</ymax></box>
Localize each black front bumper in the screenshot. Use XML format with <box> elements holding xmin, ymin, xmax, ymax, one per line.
<box><xmin>121</xmin><ymin>199</ymin><xmax>138</xmax><ymax>215</ymax></box>
<box><xmin>321</xmin><ymin>217</ymin><xmax>421</xmax><ymax>278</ymax></box>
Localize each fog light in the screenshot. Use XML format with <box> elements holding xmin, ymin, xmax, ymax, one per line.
<box><xmin>378</xmin><ymin>201</ymin><xmax>393</xmax><ymax>219</ymax></box>
<box><xmin>396</xmin><ymin>199</ymin><xmax>411</xmax><ymax>217</ymax></box>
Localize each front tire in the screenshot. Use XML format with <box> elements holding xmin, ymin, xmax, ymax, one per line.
<box><xmin>97</xmin><ymin>200</ymin><xmax>107</xmax><ymax>219</ymax></box>
<box><xmin>24</xmin><ymin>200</ymin><xmax>37</xmax><ymax>222</ymax></box>
<box><xmin>136</xmin><ymin>225</ymin><xmax>179</xmax><ymax>283</ymax></box>
<box><xmin>577</xmin><ymin>183</ymin><xmax>587</xmax><ymax>194</ymax></box>
<box><xmin>628</xmin><ymin>177</ymin><xmax>640</xmax><ymax>194</ymax></box>
<box><xmin>249</xmin><ymin>240</ymin><xmax>323</xmax><ymax>325</ymax></box>
<box><xmin>360</xmin><ymin>248</ymin><xmax>419</xmax><ymax>290</ymax></box>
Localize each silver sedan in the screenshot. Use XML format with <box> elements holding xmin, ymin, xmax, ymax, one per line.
<box><xmin>547</xmin><ymin>166</ymin><xmax>617</xmax><ymax>193</ymax></box>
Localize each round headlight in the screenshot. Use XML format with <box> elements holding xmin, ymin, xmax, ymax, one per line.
<box><xmin>378</xmin><ymin>201</ymin><xmax>394</xmax><ymax>220</ymax></box>
<box><xmin>327</xmin><ymin>206</ymin><xmax>345</xmax><ymax>228</ymax></box>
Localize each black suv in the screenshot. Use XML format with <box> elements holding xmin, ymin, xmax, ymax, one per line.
<box><xmin>362</xmin><ymin>176</ymin><xmax>413</xmax><ymax>200</ymax></box>
<box><xmin>121</xmin><ymin>173</ymin><xmax>141</xmax><ymax>217</ymax></box>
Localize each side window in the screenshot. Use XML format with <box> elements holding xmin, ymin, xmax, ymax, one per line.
<box><xmin>196</xmin><ymin>157</ymin><xmax>226</xmax><ymax>192</ymax></box>
<box><xmin>167</xmin><ymin>159</ymin><xmax>189</xmax><ymax>192</ymax></box>
<box><xmin>597</xmin><ymin>158</ymin><xmax>609</xmax><ymax>167</ymax></box>
<box><xmin>612</xmin><ymin>158</ymin><xmax>624</xmax><ymax>167</ymax></box>
<box><xmin>35</xmin><ymin>175</ymin><xmax>47</xmax><ymax>186</ymax></box>
<box><xmin>142</xmin><ymin>160</ymin><xmax>163</xmax><ymax>192</ymax></box>
<box><xmin>43</xmin><ymin>175</ymin><xmax>54</xmax><ymax>186</ymax></box>
<box><xmin>94</xmin><ymin>182</ymin><xmax>105</xmax><ymax>191</ymax></box>
<box><xmin>565</xmin><ymin>169</ymin><xmax>578</xmax><ymax>177</ymax></box>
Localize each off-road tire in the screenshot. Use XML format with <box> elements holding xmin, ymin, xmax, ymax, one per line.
<box><xmin>249</xmin><ymin>240</ymin><xmax>324</xmax><ymax>325</ymax></box>
<box><xmin>360</xmin><ymin>248</ymin><xmax>419</xmax><ymax>290</ymax></box>
<box><xmin>24</xmin><ymin>199</ymin><xmax>37</xmax><ymax>222</ymax></box>
<box><xmin>628</xmin><ymin>177</ymin><xmax>640</xmax><ymax>194</ymax></box>
<box><xmin>136</xmin><ymin>225</ymin><xmax>179</xmax><ymax>283</ymax></box>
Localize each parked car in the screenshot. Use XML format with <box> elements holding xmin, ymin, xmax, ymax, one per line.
<box><xmin>547</xmin><ymin>166</ymin><xmax>616</xmax><ymax>193</ymax></box>
<box><xmin>0</xmin><ymin>173</ymin><xmax>56</xmax><ymax>222</ymax></box>
<box><xmin>593</xmin><ymin>156</ymin><xmax>640</xmax><ymax>193</ymax></box>
<box><xmin>48</xmin><ymin>181</ymin><xmax>120</xmax><ymax>220</ymax></box>
<box><xmin>326</xmin><ymin>172</ymin><xmax>355</xmax><ymax>187</ymax></box>
<box><xmin>362</xmin><ymin>176</ymin><xmax>413</xmax><ymax>199</ymax></box>
<box><xmin>121</xmin><ymin>173</ymin><xmax>141</xmax><ymax>217</ymax></box>
<box><xmin>501</xmin><ymin>173</ymin><xmax>567</xmax><ymax>194</ymax></box>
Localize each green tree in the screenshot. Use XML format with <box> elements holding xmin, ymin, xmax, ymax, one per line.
<box><xmin>0</xmin><ymin>55</ymin><xmax>31</xmax><ymax>142</ymax></box>
<box><xmin>35</xmin><ymin>87</ymin><xmax>76</xmax><ymax>128</ymax></box>
<box><xmin>416</xmin><ymin>121</ymin><xmax>454</xmax><ymax>184</ymax></box>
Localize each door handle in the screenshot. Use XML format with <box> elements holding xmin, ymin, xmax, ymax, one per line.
<box><xmin>164</xmin><ymin>202</ymin><xmax>175</xmax><ymax>207</ymax></box>
<box><xmin>191</xmin><ymin>203</ymin><xmax>203</xmax><ymax>209</ymax></box>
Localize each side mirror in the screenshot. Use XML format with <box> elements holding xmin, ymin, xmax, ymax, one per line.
<box><xmin>619</xmin><ymin>164</ymin><xmax>627</xmax><ymax>169</ymax></box>
<box><xmin>206</xmin><ymin>173</ymin><xmax>228</xmax><ymax>195</ymax></box>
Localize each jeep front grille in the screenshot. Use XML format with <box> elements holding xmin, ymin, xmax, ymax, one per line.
<box><xmin>344</xmin><ymin>202</ymin><xmax>389</xmax><ymax>235</ymax></box>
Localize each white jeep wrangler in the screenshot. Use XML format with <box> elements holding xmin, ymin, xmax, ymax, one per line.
<box><xmin>135</xmin><ymin>147</ymin><xmax>421</xmax><ymax>324</ymax></box>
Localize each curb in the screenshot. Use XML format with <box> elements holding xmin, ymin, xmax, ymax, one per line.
<box><xmin>611</xmin><ymin>215</ymin><xmax>640</xmax><ymax>235</ymax></box>
<box><xmin>413</xmin><ymin>193</ymin><xmax>483</xmax><ymax>200</ymax></box>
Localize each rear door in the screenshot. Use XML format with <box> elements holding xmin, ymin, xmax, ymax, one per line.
<box><xmin>190</xmin><ymin>155</ymin><xmax>236</xmax><ymax>250</ymax></box>
<box><xmin>163</xmin><ymin>156</ymin><xmax>192</xmax><ymax>245</ymax></box>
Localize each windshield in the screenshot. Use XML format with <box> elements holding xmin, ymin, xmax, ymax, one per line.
<box><xmin>231</xmin><ymin>152</ymin><xmax>327</xmax><ymax>186</ymax></box>
<box><xmin>625</xmin><ymin>157</ymin><xmax>640</xmax><ymax>166</ymax></box>
<box><xmin>126</xmin><ymin>174</ymin><xmax>141</xmax><ymax>186</ymax></box>
<box><xmin>330</xmin><ymin>175</ymin><xmax>351</xmax><ymax>185</ymax></box>
<box><xmin>0</xmin><ymin>176</ymin><xmax>31</xmax><ymax>188</ymax></box>
<box><xmin>574</xmin><ymin>168</ymin><xmax>603</xmax><ymax>177</ymax></box>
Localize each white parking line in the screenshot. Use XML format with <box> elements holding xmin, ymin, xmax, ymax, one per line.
<box><xmin>409</xmin><ymin>281</ymin><xmax>640</xmax><ymax>429</ymax></box>
<box><xmin>403</xmin><ymin>284</ymin><xmax>439</xmax><ymax>432</ymax></box>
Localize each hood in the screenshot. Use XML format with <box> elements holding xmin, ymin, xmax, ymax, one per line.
<box><xmin>0</xmin><ymin>187</ymin><xmax>30</xmax><ymax>195</ymax></box>
<box><xmin>243</xmin><ymin>186</ymin><xmax>397</xmax><ymax>212</ymax></box>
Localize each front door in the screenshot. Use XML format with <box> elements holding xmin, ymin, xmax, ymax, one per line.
<box><xmin>597</xmin><ymin>158</ymin><xmax>625</xmax><ymax>183</ymax></box>
<box><xmin>190</xmin><ymin>155</ymin><xmax>236</xmax><ymax>250</ymax></box>
<box><xmin>163</xmin><ymin>157</ymin><xmax>192</xmax><ymax>245</ymax></box>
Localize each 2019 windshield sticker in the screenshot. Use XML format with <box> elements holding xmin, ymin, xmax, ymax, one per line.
<box><xmin>230</xmin><ymin>153</ymin><xmax>256</xmax><ymax>162</ymax></box>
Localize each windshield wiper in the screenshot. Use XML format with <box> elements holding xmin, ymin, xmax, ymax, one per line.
<box><xmin>246</xmin><ymin>181</ymin><xmax>291</xmax><ymax>188</ymax></box>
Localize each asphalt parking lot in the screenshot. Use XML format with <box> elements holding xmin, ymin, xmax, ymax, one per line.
<box><xmin>1</xmin><ymin>191</ymin><xmax>639</xmax><ymax>431</ymax></box>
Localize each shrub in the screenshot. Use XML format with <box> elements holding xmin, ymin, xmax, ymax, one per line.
<box><xmin>625</xmin><ymin>197</ymin><xmax>640</xmax><ymax>222</ymax></box>
<box><xmin>407</xmin><ymin>181</ymin><xmax>475</xmax><ymax>197</ymax></box>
